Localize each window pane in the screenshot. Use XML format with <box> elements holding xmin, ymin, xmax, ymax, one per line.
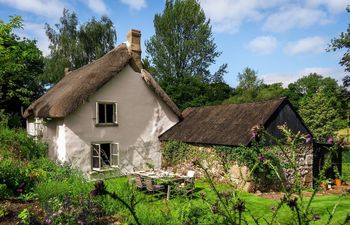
<box><xmin>106</xmin><ymin>104</ymin><xmax>114</xmax><ymax>123</ymax></box>
<box><xmin>92</xmin><ymin>157</ymin><xmax>100</xmax><ymax>169</ymax></box>
<box><xmin>92</xmin><ymin>145</ymin><xmax>99</xmax><ymax>157</ymax></box>
<box><xmin>111</xmin><ymin>155</ymin><xmax>119</xmax><ymax>166</ymax></box>
<box><xmin>98</xmin><ymin>104</ymin><xmax>105</xmax><ymax>123</ymax></box>
<box><xmin>100</xmin><ymin>143</ymin><xmax>111</xmax><ymax>166</ymax></box>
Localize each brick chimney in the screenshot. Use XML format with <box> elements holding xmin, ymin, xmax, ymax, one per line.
<box><xmin>127</xmin><ymin>29</ymin><xmax>142</xmax><ymax>70</ymax></box>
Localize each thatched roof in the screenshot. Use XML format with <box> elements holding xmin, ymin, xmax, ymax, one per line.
<box><xmin>159</xmin><ymin>98</ymin><xmax>289</xmax><ymax>146</ymax></box>
<box><xmin>23</xmin><ymin>44</ymin><xmax>181</xmax><ymax>118</ymax></box>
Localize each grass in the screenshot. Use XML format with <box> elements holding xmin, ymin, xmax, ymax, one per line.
<box><xmin>103</xmin><ymin>177</ymin><xmax>350</xmax><ymax>225</ymax></box>
<box><xmin>343</xmin><ymin>151</ymin><xmax>350</xmax><ymax>181</ymax></box>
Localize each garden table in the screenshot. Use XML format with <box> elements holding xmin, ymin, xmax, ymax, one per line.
<box><xmin>132</xmin><ymin>170</ymin><xmax>188</xmax><ymax>200</ymax></box>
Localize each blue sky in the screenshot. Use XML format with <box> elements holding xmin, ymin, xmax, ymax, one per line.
<box><xmin>0</xmin><ymin>0</ymin><xmax>348</xmax><ymax>87</ymax></box>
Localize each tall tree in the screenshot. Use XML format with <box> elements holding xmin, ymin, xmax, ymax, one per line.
<box><xmin>286</xmin><ymin>73</ymin><xmax>340</xmax><ymax>109</ymax></box>
<box><xmin>299</xmin><ymin>88</ymin><xmax>343</xmax><ymax>139</ymax></box>
<box><xmin>145</xmin><ymin>0</ymin><xmax>229</xmax><ymax>109</ymax></box>
<box><xmin>223</xmin><ymin>67</ymin><xmax>285</xmax><ymax>104</ymax></box>
<box><xmin>0</xmin><ymin>16</ymin><xmax>44</xmax><ymax>127</ymax></box>
<box><xmin>42</xmin><ymin>9</ymin><xmax>116</xmax><ymax>85</ymax></box>
<box><xmin>237</xmin><ymin>67</ymin><xmax>263</xmax><ymax>91</ymax></box>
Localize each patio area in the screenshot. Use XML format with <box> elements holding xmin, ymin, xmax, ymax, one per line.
<box><xmin>130</xmin><ymin>169</ymin><xmax>195</xmax><ymax>200</ymax></box>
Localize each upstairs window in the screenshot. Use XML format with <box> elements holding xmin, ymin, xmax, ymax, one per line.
<box><xmin>96</xmin><ymin>102</ymin><xmax>117</xmax><ymax>125</ymax></box>
<box><xmin>92</xmin><ymin>143</ymin><xmax>119</xmax><ymax>170</ymax></box>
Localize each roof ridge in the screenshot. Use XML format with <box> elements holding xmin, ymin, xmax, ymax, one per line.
<box><xmin>65</xmin><ymin>44</ymin><xmax>129</xmax><ymax>76</ymax></box>
<box><xmin>182</xmin><ymin>97</ymin><xmax>287</xmax><ymax>111</ymax></box>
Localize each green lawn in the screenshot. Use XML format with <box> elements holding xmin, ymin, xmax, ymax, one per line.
<box><xmin>103</xmin><ymin>177</ymin><xmax>350</xmax><ymax>225</ymax></box>
<box><xmin>343</xmin><ymin>151</ymin><xmax>350</xmax><ymax>181</ymax></box>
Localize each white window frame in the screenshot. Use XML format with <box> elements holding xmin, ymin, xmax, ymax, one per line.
<box><xmin>95</xmin><ymin>102</ymin><xmax>118</xmax><ymax>125</ymax></box>
<box><xmin>91</xmin><ymin>143</ymin><xmax>119</xmax><ymax>170</ymax></box>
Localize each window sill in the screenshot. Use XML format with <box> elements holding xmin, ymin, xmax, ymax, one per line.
<box><xmin>90</xmin><ymin>167</ymin><xmax>119</xmax><ymax>174</ymax></box>
<box><xmin>95</xmin><ymin>123</ymin><xmax>118</xmax><ymax>127</ymax></box>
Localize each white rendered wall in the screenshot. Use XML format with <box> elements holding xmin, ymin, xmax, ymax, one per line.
<box><xmin>59</xmin><ymin>65</ymin><xmax>179</xmax><ymax>175</ymax></box>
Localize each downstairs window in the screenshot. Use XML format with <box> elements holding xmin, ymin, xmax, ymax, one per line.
<box><xmin>91</xmin><ymin>143</ymin><xmax>119</xmax><ymax>170</ymax></box>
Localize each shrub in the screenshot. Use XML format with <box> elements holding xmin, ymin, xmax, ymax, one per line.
<box><xmin>0</xmin><ymin>158</ymin><xmax>35</xmax><ymax>196</ymax></box>
<box><xmin>162</xmin><ymin>140</ymin><xmax>191</xmax><ymax>166</ymax></box>
<box><xmin>0</xmin><ymin>126</ymin><xmax>47</xmax><ymax>160</ymax></box>
<box><xmin>0</xmin><ymin>184</ymin><xmax>11</xmax><ymax>200</ymax></box>
<box><xmin>43</xmin><ymin>195</ymin><xmax>104</xmax><ymax>225</ymax></box>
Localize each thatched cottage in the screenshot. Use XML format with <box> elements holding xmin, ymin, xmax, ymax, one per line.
<box><xmin>23</xmin><ymin>30</ymin><xmax>181</xmax><ymax>177</ymax></box>
<box><xmin>160</xmin><ymin>98</ymin><xmax>315</xmax><ymax>187</ymax></box>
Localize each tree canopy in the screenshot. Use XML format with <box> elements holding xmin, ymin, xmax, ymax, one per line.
<box><xmin>224</xmin><ymin>68</ymin><xmax>286</xmax><ymax>104</ymax></box>
<box><xmin>42</xmin><ymin>9</ymin><xmax>117</xmax><ymax>85</ymax></box>
<box><xmin>299</xmin><ymin>88</ymin><xmax>343</xmax><ymax>139</ymax></box>
<box><xmin>286</xmin><ymin>73</ymin><xmax>340</xmax><ymax>109</ymax></box>
<box><xmin>0</xmin><ymin>16</ymin><xmax>44</xmax><ymax>126</ymax></box>
<box><xmin>145</xmin><ymin>0</ymin><xmax>230</xmax><ymax>110</ymax></box>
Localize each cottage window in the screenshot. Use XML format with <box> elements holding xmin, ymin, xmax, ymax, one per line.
<box><xmin>96</xmin><ymin>102</ymin><xmax>117</xmax><ymax>125</ymax></box>
<box><xmin>91</xmin><ymin>143</ymin><xmax>119</xmax><ymax>170</ymax></box>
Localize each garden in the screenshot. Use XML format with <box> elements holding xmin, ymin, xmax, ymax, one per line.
<box><xmin>1</xmin><ymin>120</ymin><xmax>350</xmax><ymax>225</ymax></box>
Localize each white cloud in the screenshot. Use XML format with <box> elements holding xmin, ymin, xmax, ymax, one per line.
<box><xmin>199</xmin><ymin>0</ymin><xmax>344</xmax><ymax>33</ymax></box>
<box><xmin>199</xmin><ymin>0</ymin><xmax>279</xmax><ymax>33</ymax></box>
<box><xmin>299</xmin><ymin>67</ymin><xmax>345</xmax><ymax>81</ymax></box>
<box><xmin>247</xmin><ymin>36</ymin><xmax>277</xmax><ymax>55</ymax></box>
<box><xmin>306</xmin><ymin>0</ymin><xmax>348</xmax><ymax>13</ymax></box>
<box><xmin>285</xmin><ymin>36</ymin><xmax>326</xmax><ymax>55</ymax></box>
<box><xmin>0</xmin><ymin>0</ymin><xmax>65</xmax><ymax>18</ymax></box>
<box><xmin>17</xmin><ymin>22</ymin><xmax>50</xmax><ymax>56</ymax></box>
<box><xmin>86</xmin><ymin>0</ymin><xmax>108</xmax><ymax>15</ymax></box>
<box><xmin>261</xmin><ymin>67</ymin><xmax>345</xmax><ymax>86</ymax></box>
<box><xmin>263</xmin><ymin>5</ymin><xmax>330</xmax><ymax>32</ymax></box>
<box><xmin>120</xmin><ymin>0</ymin><xmax>146</xmax><ymax>10</ymax></box>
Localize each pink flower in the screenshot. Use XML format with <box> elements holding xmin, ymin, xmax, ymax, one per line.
<box><xmin>327</xmin><ymin>137</ymin><xmax>334</xmax><ymax>144</ymax></box>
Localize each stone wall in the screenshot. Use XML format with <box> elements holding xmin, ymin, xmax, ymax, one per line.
<box><xmin>280</xmin><ymin>144</ymin><xmax>313</xmax><ymax>188</ymax></box>
<box><xmin>162</xmin><ymin>143</ymin><xmax>314</xmax><ymax>192</ymax></box>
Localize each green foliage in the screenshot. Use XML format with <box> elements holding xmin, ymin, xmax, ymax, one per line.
<box><xmin>224</xmin><ymin>68</ymin><xmax>286</xmax><ymax>104</ymax></box>
<box><xmin>0</xmin><ymin>158</ymin><xmax>29</xmax><ymax>196</ymax></box>
<box><xmin>299</xmin><ymin>87</ymin><xmax>344</xmax><ymax>139</ymax></box>
<box><xmin>215</xmin><ymin>144</ymin><xmax>281</xmax><ymax>191</ymax></box>
<box><xmin>43</xmin><ymin>195</ymin><xmax>104</xmax><ymax>224</ymax></box>
<box><xmin>286</xmin><ymin>73</ymin><xmax>348</xmax><ymax>139</ymax></box>
<box><xmin>286</xmin><ymin>73</ymin><xmax>341</xmax><ymax>109</ymax></box>
<box><xmin>0</xmin><ymin>125</ymin><xmax>47</xmax><ymax>197</ymax></box>
<box><xmin>145</xmin><ymin>0</ymin><xmax>231</xmax><ymax>110</ymax></box>
<box><xmin>0</xmin><ymin>16</ymin><xmax>45</xmax><ymax>126</ymax></box>
<box><xmin>328</xmin><ymin>6</ymin><xmax>350</xmax><ymax>72</ymax></box>
<box><xmin>162</xmin><ymin>140</ymin><xmax>191</xmax><ymax>165</ymax></box>
<box><xmin>0</xmin><ymin>183</ymin><xmax>11</xmax><ymax>200</ymax></box>
<box><xmin>42</xmin><ymin>9</ymin><xmax>116</xmax><ymax>85</ymax></box>
<box><xmin>18</xmin><ymin>208</ymin><xmax>30</xmax><ymax>225</ymax></box>
<box><xmin>237</xmin><ymin>67</ymin><xmax>263</xmax><ymax>91</ymax></box>
<box><xmin>34</xmin><ymin>164</ymin><xmax>90</xmax><ymax>202</ymax></box>
<box><xmin>0</xmin><ymin>126</ymin><xmax>47</xmax><ymax>160</ymax></box>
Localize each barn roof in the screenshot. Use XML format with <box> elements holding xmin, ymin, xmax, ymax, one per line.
<box><xmin>159</xmin><ymin>98</ymin><xmax>289</xmax><ymax>146</ymax></box>
<box><xmin>23</xmin><ymin>43</ymin><xmax>181</xmax><ymax>119</ymax></box>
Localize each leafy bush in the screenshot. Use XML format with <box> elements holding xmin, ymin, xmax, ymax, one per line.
<box><xmin>34</xmin><ymin>164</ymin><xmax>91</xmax><ymax>203</ymax></box>
<box><xmin>0</xmin><ymin>158</ymin><xmax>36</xmax><ymax>197</ymax></box>
<box><xmin>43</xmin><ymin>195</ymin><xmax>104</xmax><ymax>225</ymax></box>
<box><xmin>0</xmin><ymin>126</ymin><xmax>47</xmax><ymax>160</ymax></box>
<box><xmin>215</xmin><ymin>144</ymin><xmax>282</xmax><ymax>191</ymax></box>
<box><xmin>162</xmin><ymin>140</ymin><xmax>191</xmax><ymax>165</ymax></box>
<box><xmin>0</xmin><ymin>184</ymin><xmax>11</xmax><ymax>200</ymax></box>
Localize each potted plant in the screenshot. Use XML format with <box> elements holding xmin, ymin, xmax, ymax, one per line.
<box><xmin>333</xmin><ymin>166</ymin><xmax>342</xmax><ymax>186</ymax></box>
